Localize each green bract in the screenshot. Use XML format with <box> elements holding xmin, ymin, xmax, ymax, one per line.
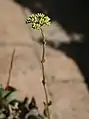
<box><xmin>26</xmin><ymin>13</ymin><xmax>51</xmax><ymax>30</ymax></box>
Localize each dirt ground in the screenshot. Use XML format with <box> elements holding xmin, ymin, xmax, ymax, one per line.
<box><xmin>0</xmin><ymin>0</ymin><xmax>89</xmax><ymax>118</ymax></box>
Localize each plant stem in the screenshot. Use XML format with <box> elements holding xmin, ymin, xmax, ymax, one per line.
<box><xmin>40</xmin><ymin>28</ymin><xmax>50</xmax><ymax>119</ymax></box>
<box><xmin>6</xmin><ymin>49</ymin><xmax>15</xmax><ymax>89</ymax></box>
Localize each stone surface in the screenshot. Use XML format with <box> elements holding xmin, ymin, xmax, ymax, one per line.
<box><xmin>0</xmin><ymin>0</ymin><xmax>89</xmax><ymax>118</ymax></box>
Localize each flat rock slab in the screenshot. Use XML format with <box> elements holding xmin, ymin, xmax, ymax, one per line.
<box><xmin>0</xmin><ymin>0</ymin><xmax>45</xmax><ymax>112</ymax></box>
<box><xmin>0</xmin><ymin>0</ymin><xmax>89</xmax><ymax>118</ymax></box>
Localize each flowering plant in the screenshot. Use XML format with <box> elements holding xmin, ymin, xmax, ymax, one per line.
<box><xmin>26</xmin><ymin>13</ymin><xmax>51</xmax><ymax>30</ymax></box>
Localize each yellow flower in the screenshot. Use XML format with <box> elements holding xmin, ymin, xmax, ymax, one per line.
<box><xmin>26</xmin><ymin>13</ymin><xmax>51</xmax><ymax>30</ymax></box>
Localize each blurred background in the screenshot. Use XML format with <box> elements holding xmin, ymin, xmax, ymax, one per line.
<box><xmin>0</xmin><ymin>0</ymin><xmax>89</xmax><ymax>118</ymax></box>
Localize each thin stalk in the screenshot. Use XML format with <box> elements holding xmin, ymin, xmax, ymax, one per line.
<box><xmin>40</xmin><ymin>28</ymin><xmax>50</xmax><ymax>119</ymax></box>
<box><xmin>5</xmin><ymin>49</ymin><xmax>15</xmax><ymax>89</ymax></box>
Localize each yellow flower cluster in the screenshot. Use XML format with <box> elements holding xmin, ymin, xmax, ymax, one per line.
<box><xmin>26</xmin><ymin>13</ymin><xmax>51</xmax><ymax>30</ymax></box>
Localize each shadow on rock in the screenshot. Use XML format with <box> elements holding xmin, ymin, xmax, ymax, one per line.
<box><xmin>14</xmin><ymin>0</ymin><xmax>89</xmax><ymax>91</ymax></box>
<box><xmin>39</xmin><ymin>37</ymin><xmax>89</xmax><ymax>91</ymax></box>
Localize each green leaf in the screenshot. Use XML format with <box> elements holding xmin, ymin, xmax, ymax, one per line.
<box><xmin>0</xmin><ymin>85</ymin><xmax>17</xmax><ymax>104</ymax></box>
<box><xmin>0</xmin><ymin>84</ymin><xmax>5</xmax><ymax>100</ymax></box>
<box><xmin>43</xmin><ymin>108</ymin><xmax>48</xmax><ymax>118</ymax></box>
<box><xmin>0</xmin><ymin>85</ymin><xmax>17</xmax><ymax>109</ymax></box>
<box><xmin>4</xmin><ymin>86</ymin><xmax>17</xmax><ymax>103</ymax></box>
<box><xmin>0</xmin><ymin>84</ymin><xmax>3</xmax><ymax>88</ymax></box>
